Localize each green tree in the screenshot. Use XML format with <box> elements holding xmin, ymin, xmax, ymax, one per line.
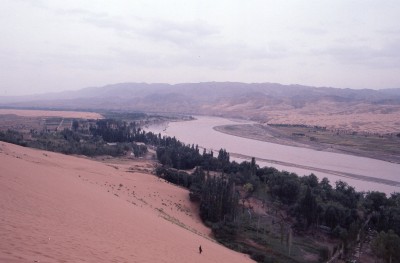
<box><xmin>300</xmin><ymin>187</ymin><xmax>318</xmax><ymax>227</ymax></box>
<box><xmin>372</xmin><ymin>230</ymin><xmax>400</xmax><ymax>263</ymax></box>
<box><xmin>72</xmin><ymin>120</ymin><xmax>79</xmax><ymax>131</ymax></box>
<box><xmin>365</xmin><ymin>191</ymin><xmax>387</xmax><ymax>212</ymax></box>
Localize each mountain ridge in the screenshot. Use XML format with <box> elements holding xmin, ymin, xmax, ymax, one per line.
<box><xmin>1</xmin><ymin>82</ymin><xmax>400</xmax><ymax>132</ymax></box>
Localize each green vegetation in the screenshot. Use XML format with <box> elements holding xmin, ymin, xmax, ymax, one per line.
<box><xmin>151</xmin><ymin>131</ymin><xmax>400</xmax><ymax>262</ymax></box>
<box><xmin>2</xmin><ymin>116</ymin><xmax>399</xmax><ymax>262</ymax></box>
<box><xmin>371</xmin><ymin>229</ymin><xmax>400</xmax><ymax>263</ymax></box>
<box><xmin>0</xmin><ymin>118</ymin><xmax>152</xmax><ymax>157</ymax></box>
<box><xmin>0</xmin><ymin>129</ymin><xmax>27</xmax><ymax>146</ymax></box>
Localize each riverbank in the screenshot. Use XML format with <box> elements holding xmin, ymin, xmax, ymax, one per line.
<box><xmin>145</xmin><ymin>116</ymin><xmax>400</xmax><ymax>194</ymax></box>
<box><xmin>230</xmin><ymin>152</ymin><xmax>400</xmax><ymax>188</ymax></box>
<box><xmin>214</xmin><ymin>123</ymin><xmax>400</xmax><ymax>164</ymax></box>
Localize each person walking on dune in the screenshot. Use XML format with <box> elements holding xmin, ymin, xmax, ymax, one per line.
<box><xmin>199</xmin><ymin>245</ymin><xmax>202</xmax><ymax>254</ymax></box>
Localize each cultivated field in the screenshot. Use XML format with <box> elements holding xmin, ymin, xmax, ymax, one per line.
<box><xmin>0</xmin><ymin>109</ymin><xmax>103</xmax><ymax>119</ymax></box>
<box><xmin>0</xmin><ymin>109</ymin><xmax>102</xmax><ymax>132</ymax></box>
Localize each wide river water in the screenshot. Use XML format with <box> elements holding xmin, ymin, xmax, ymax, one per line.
<box><xmin>146</xmin><ymin>116</ymin><xmax>400</xmax><ymax>194</ymax></box>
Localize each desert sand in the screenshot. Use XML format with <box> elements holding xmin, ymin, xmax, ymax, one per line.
<box><xmin>0</xmin><ymin>109</ymin><xmax>103</xmax><ymax>119</ymax></box>
<box><xmin>204</xmin><ymin>99</ymin><xmax>400</xmax><ymax>134</ymax></box>
<box><xmin>0</xmin><ymin>142</ymin><xmax>253</xmax><ymax>263</ymax></box>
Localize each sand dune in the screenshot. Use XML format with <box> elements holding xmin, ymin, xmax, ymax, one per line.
<box><xmin>0</xmin><ymin>142</ymin><xmax>253</xmax><ymax>263</ymax></box>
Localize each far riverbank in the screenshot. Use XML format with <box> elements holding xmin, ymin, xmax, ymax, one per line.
<box><xmin>214</xmin><ymin>123</ymin><xmax>400</xmax><ymax>164</ymax></box>
<box><xmin>146</xmin><ymin>116</ymin><xmax>400</xmax><ymax>194</ymax></box>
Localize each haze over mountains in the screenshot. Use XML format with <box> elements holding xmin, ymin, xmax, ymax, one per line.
<box><xmin>1</xmin><ymin>82</ymin><xmax>400</xmax><ymax>132</ymax></box>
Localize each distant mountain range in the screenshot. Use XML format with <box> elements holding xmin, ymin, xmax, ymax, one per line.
<box><xmin>1</xmin><ymin>82</ymin><xmax>400</xmax><ymax>128</ymax></box>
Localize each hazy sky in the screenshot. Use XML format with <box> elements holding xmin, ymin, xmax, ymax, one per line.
<box><xmin>1</xmin><ymin>0</ymin><xmax>400</xmax><ymax>95</ymax></box>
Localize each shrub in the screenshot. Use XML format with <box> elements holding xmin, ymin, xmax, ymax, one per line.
<box><xmin>319</xmin><ymin>246</ymin><xmax>330</xmax><ymax>262</ymax></box>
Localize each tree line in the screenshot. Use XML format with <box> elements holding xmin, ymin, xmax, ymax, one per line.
<box><xmin>149</xmin><ymin>129</ymin><xmax>400</xmax><ymax>262</ymax></box>
<box><xmin>2</xmin><ymin>118</ymin><xmax>399</xmax><ymax>262</ymax></box>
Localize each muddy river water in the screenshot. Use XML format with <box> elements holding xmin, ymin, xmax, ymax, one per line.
<box><xmin>146</xmin><ymin>116</ymin><xmax>400</xmax><ymax>194</ymax></box>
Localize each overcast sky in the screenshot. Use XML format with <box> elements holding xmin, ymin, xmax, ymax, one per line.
<box><xmin>1</xmin><ymin>0</ymin><xmax>400</xmax><ymax>96</ymax></box>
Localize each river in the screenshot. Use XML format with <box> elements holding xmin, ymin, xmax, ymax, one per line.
<box><xmin>145</xmin><ymin>116</ymin><xmax>400</xmax><ymax>194</ymax></box>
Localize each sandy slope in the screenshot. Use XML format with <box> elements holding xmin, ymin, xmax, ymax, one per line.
<box><xmin>0</xmin><ymin>142</ymin><xmax>253</xmax><ymax>263</ymax></box>
<box><xmin>204</xmin><ymin>101</ymin><xmax>400</xmax><ymax>134</ymax></box>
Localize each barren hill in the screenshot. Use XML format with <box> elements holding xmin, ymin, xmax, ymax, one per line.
<box><xmin>0</xmin><ymin>142</ymin><xmax>253</xmax><ymax>263</ymax></box>
<box><xmin>1</xmin><ymin>82</ymin><xmax>400</xmax><ymax>133</ymax></box>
